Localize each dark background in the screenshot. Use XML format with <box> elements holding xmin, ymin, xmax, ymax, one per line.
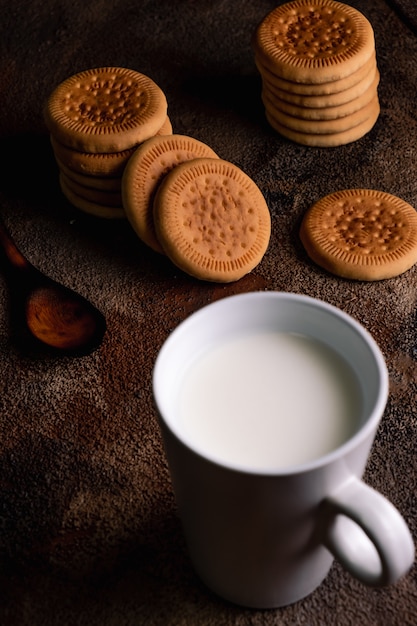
<box><xmin>0</xmin><ymin>1</ymin><xmax>416</xmax><ymax>624</ymax></box>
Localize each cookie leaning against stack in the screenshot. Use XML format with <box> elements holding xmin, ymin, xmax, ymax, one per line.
<box><xmin>252</xmin><ymin>0</ymin><xmax>380</xmax><ymax>146</ymax></box>
<box><xmin>153</xmin><ymin>158</ymin><xmax>271</xmax><ymax>283</ymax></box>
<box><xmin>121</xmin><ymin>134</ymin><xmax>271</xmax><ymax>281</ymax></box>
<box><xmin>44</xmin><ymin>67</ymin><xmax>171</xmax><ymax>218</ymax></box>
<box><xmin>300</xmin><ymin>189</ymin><xmax>417</xmax><ymax>280</ymax></box>
<box><xmin>122</xmin><ymin>134</ymin><xmax>219</xmax><ymax>253</ymax></box>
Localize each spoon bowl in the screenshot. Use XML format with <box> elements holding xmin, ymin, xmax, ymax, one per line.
<box><xmin>0</xmin><ymin>218</ymin><xmax>106</xmax><ymax>355</ymax></box>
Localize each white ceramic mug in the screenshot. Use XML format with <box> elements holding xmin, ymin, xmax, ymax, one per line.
<box><xmin>153</xmin><ymin>292</ymin><xmax>414</xmax><ymax>608</ymax></box>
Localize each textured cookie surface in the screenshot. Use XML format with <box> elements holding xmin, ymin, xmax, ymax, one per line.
<box><xmin>253</xmin><ymin>0</ymin><xmax>375</xmax><ymax>83</ymax></box>
<box><xmin>45</xmin><ymin>67</ymin><xmax>168</xmax><ymax>153</ymax></box>
<box><xmin>153</xmin><ymin>158</ymin><xmax>271</xmax><ymax>282</ymax></box>
<box><xmin>122</xmin><ymin>134</ymin><xmax>218</xmax><ymax>253</ymax></box>
<box><xmin>300</xmin><ymin>189</ymin><xmax>417</xmax><ymax>280</ymax></box>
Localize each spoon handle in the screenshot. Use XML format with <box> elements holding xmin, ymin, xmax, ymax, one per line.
<box><xmin>0</xmin><ymin>219</ymin><xmax>32</xmax><ymax>272</ymax></box>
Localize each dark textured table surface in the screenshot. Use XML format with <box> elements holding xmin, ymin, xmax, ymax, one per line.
<box><xmin>0</xmin><ymin>1</ymin><xmax>416</xmax><ymax>624</ymax></box>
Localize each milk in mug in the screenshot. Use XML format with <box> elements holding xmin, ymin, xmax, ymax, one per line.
<box><xmin>177</xmin><ymin>331</ymin><xmax>363</xmax><ymax>471</ymax></box>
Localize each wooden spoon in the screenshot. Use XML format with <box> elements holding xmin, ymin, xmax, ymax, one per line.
<box><xmin>0</xmin><ymin>219</ymin><xmax>106</xmax><ymax>355</ymax></box>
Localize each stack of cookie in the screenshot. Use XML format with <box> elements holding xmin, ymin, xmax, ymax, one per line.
<box><xmin>44</xmin><ymin>67</ymin><xmax>171</xmax><ymax>218</ymax></box>
<box><xmin>252</xmin><ymin>0</ymin><xmax>380</xmax><ymax>147</ymax></box>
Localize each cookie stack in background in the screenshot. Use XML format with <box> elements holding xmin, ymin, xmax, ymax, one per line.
<box><xmin>252</xmin><ymin>0</ymin><xmax>380</xmax><ymax>147</ymax></box>
<box><xmin>44</xmin><ymin>67</ymin><xmax>172</xmax><ymax>218</ymax></box>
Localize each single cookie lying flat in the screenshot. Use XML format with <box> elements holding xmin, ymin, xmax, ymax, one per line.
<box><xmin>122</xmin><ymin>134</ymin><xmax>218</xmax><ymax>253</ymax></box>
<box><xmin>300</xmin><ymin>189</ymin><xmax>417</xmax><ymax>280</ymax></box>
<box><xmin>153</xmin><ymin>158</ymin><xmax>271</xmax><ymax>282</ymax></box>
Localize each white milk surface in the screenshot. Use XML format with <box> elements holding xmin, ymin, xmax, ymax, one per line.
<box><xmin>178</xmin><ymin>331</ymin><xmax>363</xmax><ymax>470</ymax></box>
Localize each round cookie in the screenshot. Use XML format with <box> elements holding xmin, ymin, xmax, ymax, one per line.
<box><xmin>56</xmin><ymin>157</ymin><xmax>122</xmax><ymax>191</ymax></box>
<box><xmin>263</xmin><ymin>69</ymin><xmax>379</xmax><ymax>118</ymax></box>
<box><xmin>263</xmin><ymin>93</ymin><xmax>379</xmax><ymax>134</ymax></box>
<box><xmin>60</xmin><ymin>172</ymin><xmax>122</xmax><ymax>207</ymax></box>
<box><xmin>122</xmin><ymin>134</ymin><xmax>219</xmax><ymax>253</ymax></box>
<box><xmin>265</xmin><ymin>102</ymin><xmax>379</xmax><ymax>146</ymax></box>
<box><xmin>44</xmin><ymin>67</ymin><xmax>168</xmax><ymax>153</ymax></box>
<box><xmin>50</xmin><ymin>134</ymin><xmax>136</xmax><ymax>178</ymax></box>
<box><xmin>153</xmin><ymin>158</ymin><xmax>271</xmax><ymax>282</ymax></box>
<box><xmin>299</xmin><ymin>189</ymin><xmax>417</xmax><ymax>280</ymax></box>
<box><xmin>59</xmin><ymin>174</ymin><xmax>125</xmax><ymax>219</ymax></box>
<box><xmin>50</xmin><ymin>115</ymin><xmax>172</xmax><ymax>178</ymax></box>
<box><xmin>254</xmin><ymin>52</ymin><xmax>377</xmax><ymax>97</ymax></box>
<box><xmin>156</xmin><ymin>116</ymin><xmax>173</xmax><ymax>135</ymax></box>
<box><xmin>253</xmin><ymin>0</ymin><xmax>375</xmax><ymax>84</ymax></box>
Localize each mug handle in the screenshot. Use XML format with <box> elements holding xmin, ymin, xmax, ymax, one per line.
<box><xmin>321</xmin><ymin>477</ymin><xmax>415</xmax><ymax>586</ymax></box>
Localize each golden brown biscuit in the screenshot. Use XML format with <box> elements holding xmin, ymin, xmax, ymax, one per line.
<box><xmin>153</xmin><ymin>158</ymin><xmax>271</xmax><ymax>282</ymax></box>
<box><xmin>50</xmin><ymin>135</ymin><xmax>136</xmax><ymax>178</ymax></box>
<box><xmin>59</xmin><ymin>174</ymin><xmax>125</xmax><ymax>219</ymax></box>
<box><xmin>255</xmin><ymin>52</ymin><xmax>377</xmax><ymax>97</ymax></box>
<box><xmin>122</xmin><ymin>134</ymin><xmax>219</xmax><ymax>253</ymax></box>
<box><xmin>50</xmin><ymin>115</ymin><xmax>172</xmax><ymax>179</ymax></box>
<box><xmin>263</xmin><ymin>67</ymin><xmax>379</xmax><ymax>114</ymax></box>
<box><xmin>55</xmin><ymin>157</ymin><xmax>122</xmax><ymax>191</ymax></box>
<box><xmin>262</xmin><ymin>71</ymin><xmax>379</xmax><ymax>121</ymax></box>
<box><xmin>45</xmin><ymin>67</ymin><xmax>168</xmax><ymax>153</ymax></box>
<box><xmin>60</xmin><ymin>172</ymin><xmax>122</xmax><ymax>207</ymax></box>
<box><xmin>157</xmin><ymin>116</ymin><xmax>173</xmax><ymax>135</ymax></box>
<box><xmin>300</xmin><ymin>189</ymin><xmax>417</xmax><ymax>280</ymax></box>
<box><xmin>253</xmin><ymin>0</ymin><xmax>375</xmax><ymax>84</ymax></box>
<box><xmin>265</xmin><ymin>103</ymin><xmax>379</xmax><ymax>146</ymax></box>
<box><xmin>50</xmin><ymin>135</ymin><xmax>137</xmax><ymax>178</ymax></box>
<box><xmin>264</xmin><ymin>94</ymin><xmax>379</xmax><ymax>134</ymax></box>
